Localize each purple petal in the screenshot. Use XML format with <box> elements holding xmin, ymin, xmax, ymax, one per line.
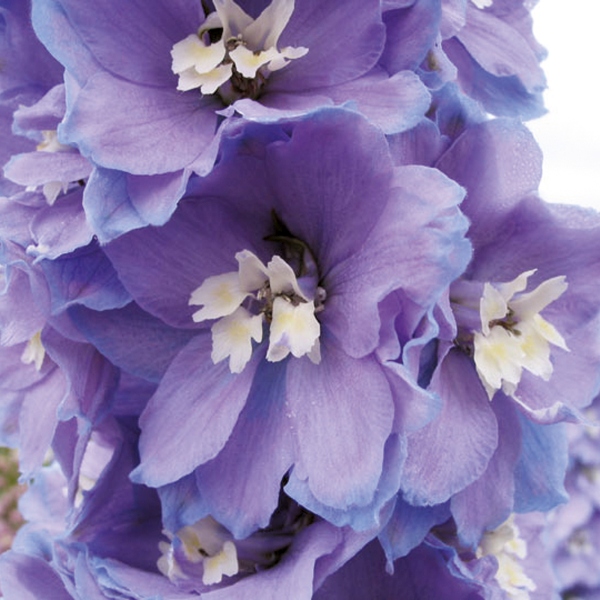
<box><xmin>1</xmin><ymin>0</ymin><xmax>64</xmax><ymax>93</ymax></box>
<box><xmin>12</xmin><ymin>84</ymin><xmax>66</xmax><ymax>133</ymax></box>
<box><xmin>39</xmin><ymin>241</ymin><xmax>131</xmax><ymax>314</ymax></box>
<box><xmin>513</xmin><ymin>414</ymin><xmax>569</xmax><ymax>513</ymax></box>
<box><xmin>18</xmin><ymin>366</ymin><xmax>67</xmax><ymax>478</ymax></box>
<box><xmin>204</xmin><ymin>522</ymin><xmax>342</xmax><ymax>600</ymax></box>
<box><xmin>69</xmin><ymin>303</ymin><xmax>196</xmax><ymax>383</ymax></box>
<box><xmin>379</xmin><ymin>499</ymin><xmax>451</xmax><ymax>562</ymax></box>
<box><xmin>273</xmin><ymin>0</ymin><xmax>385</xmax><ymax>91</ymax></box>
<box><xmin>380</xmin><ymin>0</ymin><xmax>442</xmax><ymax>73</ymax></box>
<box><xmin>436</xmin><ymin>118</ymin><xmax>543</xmax><ymax>246</ymax></box>
<box><xmin>458</xmin><ymin>3</ymin><xmax>545</xmax><ymax>93</ymax></box>
<box><xmin>450</xmin><ymin>394</ymin><xmax>522</xmax><ymax>548</ymax></box>
<box><xmin>314</xmin><ymin>69</ymin><xmax>431</xmax><ymax>134</ymax></box>
<box><xmin>314</xmin><ymin>537</ymin><xmax>486</xmax><ymax>599</ymax></box>
<box><xmin>324</xmin><ymin>165</ymin><xmax>469</xmax><ymax>358</ymax></box>
<box><xmin>0</xmin><ymin>551</ymin><xmax>71</xmax><ymax>600</ymax></box>
<box><xmin>193</xmin><ymin>359</ymin><xmax>295</xmax><ymax>538</ymax></box>
<box><xmin>285</xmin><ymin>434</ymin><xmax>405</xmax><ymax>531</ymax></box>
<box><xmin>83</xmin><ymin>168</ymin><xmax>190</xmax><ymax>242</ymax></box>
<box><xmin>0</xmin><ymin>263</ymin><xmax>48</xmax><ymax>346</ymax></box>
<box><xmin>30</xmin><ymin>188</ymin><xmax>95</xmax><ymax>260</ymax></box>
<box><xmin>61</xmin><ymin>71</ymin><xmax>220</xmax><ymax>174</ymax></box>
<box><xmin>266</xmin><ymin>108</ymin><xmax>394</xmax><ymax>275</ymax></box>
<box><xmin>286</xmin><ymin>344</ymin><xmax>394</xmax><ymax>509</ymax></box>
<box><xmin>401</xmin><ymin>349</ymin><xmax>498</xmax><ymax>505</ymax></box>
<box><xmin>33</xmin><ymin>0</ymin><xmax>201</xmax><ymax>85</ymax></box>
<box><xmin>4</xmin><ymin>152</ymin><xmax>91</xmax><ymax>189</ymax></box>
<box><xmin>131</xmin><ymin>333</ymin><xmax>258</xmax><ymax>487</ymax></box>
<box><xmin>442</xmin><ymin>37</ymin><xmax>545</xmax><ymax>119</ymax></box>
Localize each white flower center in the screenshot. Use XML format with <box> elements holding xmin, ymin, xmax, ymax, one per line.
<box><xmin>477</xmin><ymin>516</ymin><xmax>536</xmax><ymax>599</ymax></box>
<box><xmin>473</xmin><ymin>269</ymin><xmax>568</xmax><ymax>400</ymax></box>
<box><xmin>470</xmin><ymin>0</ymin><xmax>493</xmax><ymax>8</ymax></box>
<box><xmin>171</xmin><ymin>0</ymin><xmax>308</xmax><ymax>101</ymax></box>
<box><xmin>20</xmin><ymin>331</ymin><xmax>46</xmax><ymax>371</ymax></box>
<box><xmin>158</xmin><ymin>516</ymin><xmax>239</xmax><ymax>586</ymax></box>
<box><xmin>189</xmin><ymin>249</ymin><xmax>323</xmax><ymax>373</ymax></box>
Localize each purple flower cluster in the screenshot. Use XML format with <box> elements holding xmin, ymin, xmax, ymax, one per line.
<box><xmin>0</xmin><ymin>0</ymin><xmax>599</xmax><ymax>598</ymax></box>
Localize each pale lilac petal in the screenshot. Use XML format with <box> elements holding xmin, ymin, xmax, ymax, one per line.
<box><xmin>401</xmin><ymin>349</ymin><xmax>498</xmax><ymax>505</ymax></box>
<box><xmin>131</xmin><ymin>334</ymin><xmax>259</xmax><ymax>487</ymax></box>
<box><xmin>286</xmin><ymin>344</ymin><xmax>394</xmax><ymax>509</ymax></box>
<box><xmin>450</xmin><ymin>394</ymin><xmax>522</xmax><ymax>547</ymax></box>
<box><xmin>61</xmin><ymin>71</ymin><xmax>220</xmax><ymax>175</ymax></box>
<box><xmin>193</xmin><ymin>359</ymin><xmax>295</xmax><ymax>538</ymax></box>
<box><xmin>273</xmin><ymin>0</ymin><xmax>385</xmax><ymax>91</ymax></box>
<box><xmin>458</xmin><ymin>3</ymin><xmax>545</xmax><ymax>93</ymax></box>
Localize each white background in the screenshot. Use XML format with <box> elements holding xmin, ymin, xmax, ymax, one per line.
<box><xmin>528</xmin><ymin>1</ymin><xmax>600</xmax><ymax>210</ymax></box>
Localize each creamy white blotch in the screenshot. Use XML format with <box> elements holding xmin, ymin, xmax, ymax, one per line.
<box><xmin>236</xmin><ymin>249</ymin><xmax>270</xmax><ymax>291</ymax></box>
<box><xmin>20</xmin><ymin>331</ymin><xmax>45</xmax><ymax>371</ymax></box>
<box><xmin>471</xmin><ymin>0</ymin><xmax>493</xmax><ymax>8</ymax></box>
<box><xmin>189</xmin><ymin>271</ymin><xmax>248</xmax><ymax>322</ymax></box>
<box><xmin>477</xmin><ymin>516</ymin><xmax>536</xmax><ymax>599</ymax></box>
<box><xmin>211</xmin><ymin>306</ymin><xmax>264</xmax><ymax>373</ymax></box>
<box><xmin>267</xmin><ymin>297</ymin><xmax>320</xmax><ymax>362</ymax></box>
<box><xmin>190</xmin><ymin>249</ymin><xmax>322</xmax><ymax>373</ymax></box>
<box><xmin>473</xmin><ymin>270</ymin><xmax>568</xmax><ymax>399</ymax></box>
<box><xmin>171</xmin><ymin>35</ymin><xmax>231</xmax><ymax>94</ymax></box>
<box><xmin>229</xmin><ymin>45</ymin><xmax>281</xmax><ymax>78</ymax></box>
<box><xmin>37</xmin><ymin>130</ymin><xmax>71</xmax><ymax>154</ymax></box>
<box><xmin>267</xmin><ymin>255</ymin><xmax>307</xmax><ymax>300</ymax></box>
<box><xmin>158</xmin><ymin>516</ymin><xmax>239</xmax><ymax>586</ymax></box>
<box><xmin>171</xmin><ymin>0</ymin><xmax>307</xmax><ymax>95</ymax></box>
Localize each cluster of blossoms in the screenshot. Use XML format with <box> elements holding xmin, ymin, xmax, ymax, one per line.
<box><xmin>0</xmin><ymin>0</ymin><xmax>599</xmax><ymax>598</ymax></box>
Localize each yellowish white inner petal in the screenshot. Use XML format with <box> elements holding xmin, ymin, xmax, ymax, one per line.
<box><xmin>203</xmin><ymin>541</ymin><xmax>239</xmax><ymax>585</ymax></box>
<box><xmin>211</xmin><ymin>306</ymin><xmax>264</xmax><ymax>373</ymax></box>
<box><xmin>171</xmin><ymin>0</ymin><xmax>306</xmax><ymax>96</ymax></box>
<box><xmin>189</xmin><ymin>271</ymin><xmax>247</xmax><ymax>322</ymax></box>
<box><xmin>473</xmin><ymin>270</ymin><xmax>569</xmax><ymax>399</ymax></box>
<box><xmin>267</xmin><ymin>297</ymin><xmax>320</xmax><ymax>362</ymax></box>
<box><xmin>266</xmin><ymin>255</ymin><xmax>307</xmax><ymax>299</ymax></box>
<box><xmin>190</xmin><ymin>249</ymin><xmax>322</xmax><ymax>374</ymax></box>
<box><xmin>159</xmin><ymin>517</ymin><xmax>240</xmax><ymax>586</ymax></box>
<box><xmin>477</xmin><ymin>516</ymin><xmax>536</xmax><ymax>599</ymax></box>
<box><xmin>171</xmin><ymin>35</ymin><xmax>226</xmax><ymax>76</ymax></box>
<box><xmin>20</xmin><ymin>331</ymin><xmax>45</xmax><ymax>371</ymax></box>
<box><xmin>230</xmin><ymin>45</ymin><xmax>281</xmax><ymax>79</ymax></box>
<box><xmin>244</xmin><ymin>0</ymin><xmax>295</xmax><ymax>49</ymax></box>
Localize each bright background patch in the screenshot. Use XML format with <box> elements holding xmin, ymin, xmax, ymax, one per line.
<box><xmin>529</xmin><ymin>1</ymin><xmax>600</xmax><ymax>210</ymax></box>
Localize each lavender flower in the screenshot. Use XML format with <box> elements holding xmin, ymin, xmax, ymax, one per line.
<box><xmin>0</xmin><ymin>415</ymin><xmax>381</xmax><ymax>599</ymax></box>
<box><xmin>69</xmin><ymin>108</ymin><xmax>471</xmax><ymax>538</ymax></box>
<box><xmin>28</xmin><ymin>0</ymin><xmax>431</xmax><ymax>238</ymax></box>
<box><xmin>389</xmin><ymin>117</ymin><xmax>600</xmax><ymax>552</ymax></box>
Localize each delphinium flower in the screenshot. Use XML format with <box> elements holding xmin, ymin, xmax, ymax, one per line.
<box><xmin>0</xmin><ymin>413</ymin><xmax>393</xmax><ymax>599</ymax></box>
<box><xmin>67</xmin><ymin>107</ymin><xmax>472</xmax><ymax>541</ymax></box>
<box><xmin>544</xmin><ymin>395</ymin><xmax>600</xmax><ymax>598</ymax></box>
<box><xmin>375</xmin><ymin>105</ymin><xmax>600</xmax><ymax>580</ymax></box>
<box><xmin>0</xmin><ymin>0</ymin><xmax>186</xmax><ymax>246</ymax></box>
<box><xmin>0</xmin><ymin>1</ymin><xmax>596</xmax><ymax>598</ymax></box>
<box><xmin>315</xmin><ymin>512</ymin><xmax>559</xmax><ymax>600</ymax></box>
<box><xmin>28</xmin><ymin>0</ymin><xmax>433</xmax><ymax>240</ymax></box>
<box><xmin>0</xmin><ymin>194</ymin><xmax>132</xmax><ymax>495</ymax></box>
